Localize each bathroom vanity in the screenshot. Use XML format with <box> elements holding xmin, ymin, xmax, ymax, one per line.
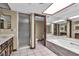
<box><xmin>0</xmin><ymin>34</ymin><xmax>14</xmax><ymax>56</ymax></box>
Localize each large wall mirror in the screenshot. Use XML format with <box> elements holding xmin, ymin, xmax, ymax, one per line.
<box><xmin>60</xmin><ymin>23</ymin><xmax>67</xmax><ymax>32</ymax></box>
<box><xmin>0</xmin><ymin>15</ymin><xmax>11</xmax><ymax>29</ymax></box>
<box><xmin>74</xmin><ymin>21</ymin><xmax>79</xmax><ymax>30</ymax></box>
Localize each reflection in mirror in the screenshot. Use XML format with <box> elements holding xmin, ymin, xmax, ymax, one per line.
<box><xmin>75</xmin><ymin>21</ymin><xmax>79</xmax><ymax>30</ymax></box>
<box><xmin>0</xmin><ymin>19</ymin><xmax>4</xmax><ymax>29</ymax></box>
<box><xmin>75</xmin><ymin>26</ymin><xmax>79</xmax><ymax>30</ymax></box>
<box><xmin>0</xmin><ymin>15</ymin><xmax>11</xmax><ymax>29</ymax></box>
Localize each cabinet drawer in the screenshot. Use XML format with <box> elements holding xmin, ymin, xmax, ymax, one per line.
<box><xmin>0</xmin><ymin>37</ymin><xmax>13</xmax><ymax>56</ymax></box>
<box><xmin>1</xmin><ymin>41</ymin><xmax>8</xmax><ymax>50</ymax></box>
<box><xmin>0</xmin><ymin>51</ymin><xmax>5</xmax><ymax>56</ymax></box>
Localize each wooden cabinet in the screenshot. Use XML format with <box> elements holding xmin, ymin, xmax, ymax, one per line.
<box><xmin>8</xmin><ymin>38</ymin><xmax>13</xmax><ymax>55</ymax></box>
<box><xmin>0</xmin><ymin>38</ymin><xmax>13</xmax><ymax>56</ymax></box>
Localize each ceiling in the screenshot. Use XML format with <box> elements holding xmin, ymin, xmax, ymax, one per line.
<box><xmin>0</xmin><ymin>3</ymin><xmax>10</xmax><ymax>10</ymax></box>
<box><xmin>8</xmin><ymin>3</ymin><xmax>52</xmax><ymax>14</ymax></box>
<box><xmin>4</xmin><ymin>3</ymin><xmax>79</xmax><ymax>23</ymax></box>
<box><xmin>47</xmin><ymin>3</ymin><xmax>79</xmax><ymax>23</ymax></box>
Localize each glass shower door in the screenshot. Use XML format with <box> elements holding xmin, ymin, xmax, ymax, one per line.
<box><xmin>19</xmin><ymin>14</ymin><xmax>30</xmax><ymax>48</ymax></box>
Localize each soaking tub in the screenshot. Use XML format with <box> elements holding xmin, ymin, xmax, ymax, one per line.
<box><xmin>47</xmin><ymin>35</ymin><xmax>79</xmax><ymax>55</ymax></box>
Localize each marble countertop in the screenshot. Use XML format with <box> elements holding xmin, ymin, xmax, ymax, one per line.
<box><xmin>47</xmin><ymin>39</ymin><xmax>79</xmax><ymax>54</ymax></box>
<box><xmin>0</xmin><ymin>34</ymin><xmax>14</xmax><ymax>45</ymax></box>
<box><xmin>47</xmin><ymin>35</ymin><xmax>79</xmax><ymax>54</ymax></box>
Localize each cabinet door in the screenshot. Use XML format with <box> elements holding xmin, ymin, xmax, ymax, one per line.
<box><xmin>4</xmin><ymin>47</ymin><xmax>8</xmax><ymax>56</ymax></box>
<box><xmin>0</xmin><ymin>51</ymin><xmax>5</xmax><ymax>56</ymax></box>
<box><xmin>8</xmin><ymin>38</ymin><xmax>13</xmax><ymax>55</ymax></box>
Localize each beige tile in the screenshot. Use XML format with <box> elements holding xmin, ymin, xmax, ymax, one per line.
<box><xmin>28</xmin><ymin>53</ymin><xmax>35</xmax><ymax>56</ymax></box>
<box><xmin>11</xmin><ymin>43</ymin><xmax>56</xmax><ymax>56</ymax></box>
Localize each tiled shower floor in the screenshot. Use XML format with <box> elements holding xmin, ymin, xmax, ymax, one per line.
<box><xmin>11</xmin><ymin>43</ymin><xmax>57</xmax><ymax>56</ymax></box>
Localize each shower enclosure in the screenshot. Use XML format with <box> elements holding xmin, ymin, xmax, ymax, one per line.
<box><xmin>18</xmin><ymin>13</ymin><xmax>30</xmax><ymax>48</ymax></box>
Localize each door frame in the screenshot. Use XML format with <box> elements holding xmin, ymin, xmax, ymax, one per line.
<box><xmin>34</xmin><ymin>13</ymin><xmax>46</xmax><ymax>48</ymax></box>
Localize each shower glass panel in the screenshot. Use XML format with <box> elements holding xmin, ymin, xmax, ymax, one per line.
<box><xmin>19</xmin><ymin>14</ymin><xmax>30</xmax><ymax>48</ymax></box>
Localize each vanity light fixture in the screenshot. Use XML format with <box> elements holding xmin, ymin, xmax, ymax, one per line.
<box><xmin>47</xmin><ymin>23</ymin><xmax>51</xmax><ymax>25</ymax></box>
<box><xmin>68</xmin><ymin>15</ymin><xmax>79</xmax><ymax>19</ymax></box>
<box><xmin>52</xmin><ymin>19</ymin><xmax>65</xmax><ymax>23</ymax></box>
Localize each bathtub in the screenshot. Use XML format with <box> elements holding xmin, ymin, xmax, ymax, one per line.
<box><xmin>47</xmin><ymin>35</ymin><xmax>79</xmax><ymax>54</ymax></box>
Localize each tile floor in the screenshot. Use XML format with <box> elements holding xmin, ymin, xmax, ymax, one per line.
<box><xmin>11</xmin><ymin>43</ymin><xmax>57</xmax><ymax>56</ymax></box>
